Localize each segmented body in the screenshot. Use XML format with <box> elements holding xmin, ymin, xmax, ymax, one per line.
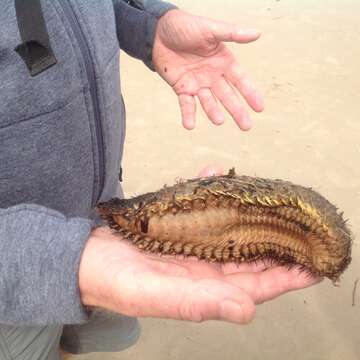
<box><xmin>97</xmin><ymin>169</ymin><xmax>352</xmax><ymax>281</ymax></box>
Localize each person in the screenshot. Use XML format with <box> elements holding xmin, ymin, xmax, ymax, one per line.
<box><xmin>0</xmin><ymin>0</ymin><xmax>321</xmax><ymax>359</ymax></box>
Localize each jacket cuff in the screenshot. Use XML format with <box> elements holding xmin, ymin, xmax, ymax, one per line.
<box><xmin>113</xmin><ymin>0</ymin><xmax>177</xmax><ymax>69</ymax></box>
<box><xmin>0</xmin><ymin>204</ymin><xmax>92</xmax><ymax>325</ymax></box>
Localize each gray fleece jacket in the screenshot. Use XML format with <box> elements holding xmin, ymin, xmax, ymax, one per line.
<box><xmin>0</xmin><ymin>0</ymin><xmax>175</xmax><ymax>325</ymax></box>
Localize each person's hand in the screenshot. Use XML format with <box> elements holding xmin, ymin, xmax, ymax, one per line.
<box><xmin>152</xmin><ymin>10</ymin><xmax>264</xmax><ymax>130</ymax></box>
<box><xmin>79</xmin><ymin>229</ymin><xmax>321</xmax><ymax>324</ymax></box>
<box><xmin>79</xmin><ymin>167</ymin><xmax>321</xmax><ymax>324</ymax></box>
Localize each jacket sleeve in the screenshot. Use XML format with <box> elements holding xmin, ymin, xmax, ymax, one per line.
<box><xmin>0</xmin><ymin>204</ymin><xmax>92</xmax><ymax>325</ymax></box>
<box><xmin>112</xmin><ymin>0</ymin><xmax>177</xmax><ymax>69</ymax></box>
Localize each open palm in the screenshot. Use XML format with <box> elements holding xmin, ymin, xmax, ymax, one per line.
<box><xmin>80</xmin><ymin>167</ymin><xmax>320</xmax><ymax>324</ymax></box>
<box><xmin>80</xmin><ymin>227</ymin><xmax>320</xmax><ymax>324</ymax></box>
<box><xmin>153</xmin><ymin>10</ymin><xmax>265</xmax><ymax>130</ymax></box>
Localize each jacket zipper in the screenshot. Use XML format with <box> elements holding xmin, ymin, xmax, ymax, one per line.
<box><xmin>59</xmin><ymin>0</ymin><xmax>105</xmax><ymax>206</ymax></box>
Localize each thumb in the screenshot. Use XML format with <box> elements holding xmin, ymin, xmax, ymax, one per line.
<box><xmin>204</xmin><ymin>18</ymin><xmax>261</xmax><ymax>43</ymax></box>
<box><xmin>126</xmin><ymin>275</ymin><xmax>256</xmax><ymax>324</ymax></box>
<box><xmin>197</xmin><ymin>165</ymin><xmax>224</xmax><ymax>178</ymax></box>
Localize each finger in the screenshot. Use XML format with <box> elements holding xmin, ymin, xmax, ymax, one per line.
<box><xmin>203</xmin><ymin>18</ymin><xmax>260</xmax><ymax>43</ymax></box>
<box><xmin>178</xmin><ymin>94</ymin><xmax>196</xmax><ymax>130</ymax></box>
<box><xmin>212</xmin><ymin>77</ymin><xmax>252</xmax><ymax>130</ymax></box>
<box><xmin>226</xmin><ymin>64</ymin><xmax>264</xmax><ymax>112</ymax></box>
<box><xmin>225</xmin><ymin>266</ymin><xmax>323</xmax><ymax>304</ymax></box>
<box><xmin>197</xmin><ymin>165</ymin><xmax>224</xmax><ymax>178</ymax></box>
<box><xmin>197</xmin><ymin>88</ymin><xmax>225</xmax><ymax>125</ymax></box>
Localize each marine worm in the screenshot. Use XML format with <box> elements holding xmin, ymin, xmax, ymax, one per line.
<box><xmin>97</xmin><ymin>169</ymin><xmax>352</xmax><ymax>281</ymax></box>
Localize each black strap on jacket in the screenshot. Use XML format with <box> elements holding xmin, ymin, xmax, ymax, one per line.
<box><xmin>14</xmin><ymin>0</ymin><xmax>57</xmax><ymax>76</ymax></box>
<box><xmin>125</xmin><ymin>0</ymin><xmax>144</xmax><ymax>10</ymax></box>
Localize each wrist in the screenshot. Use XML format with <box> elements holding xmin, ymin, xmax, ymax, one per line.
<box><xmin>145</xmin><ymin>5</ymin><xmax>179</xmax><ymax>70</ymax></box>
<box><xmin>78</xmin><ymin>227</ymin><xmax>114</xmax><ymax>307</ymax></box>
<box><xmin>152</xmin><ymin>9</ymin><xmax>183</xmax><ymax>71</ymax></box>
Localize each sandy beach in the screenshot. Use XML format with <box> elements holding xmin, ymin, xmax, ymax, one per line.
<box><xmin>78</xmin><ymin>1</ymin><xmax>360</xmax><ymax>359</ymax></box>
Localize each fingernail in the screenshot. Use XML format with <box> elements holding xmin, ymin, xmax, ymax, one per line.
<box><xmin>237</xmin><ymin>28</ymin><xmax>260</xmax><ymax>37</ymax></box>
<box><xmin>240</xmin><ymin>114</ymin><xmax>252</xmax><ymax>131</ymax></box>
<box><xmin>214</xmin><ymin>113</ymin><xmax>225</xmax><ymax>125</ymax></box>
<box><xmin>220</xmin><ymin>299</ymin><xmax>244</xmax><ymax>322</ymax></box>
<box><xmin>255</xmin><ymin>94</ymin><xmax>264</xmax><ymax>111</ymax></box>
<box><xmin>183</xmin><ymin>119</ymin><xmax>195</xmax><ymax>130</ymax></box>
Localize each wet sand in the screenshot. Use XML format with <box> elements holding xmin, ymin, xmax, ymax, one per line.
<box><xmin>79</xmin><ymin>1</ymin><xmax>360</xmax><ymax>359</ymax></box>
